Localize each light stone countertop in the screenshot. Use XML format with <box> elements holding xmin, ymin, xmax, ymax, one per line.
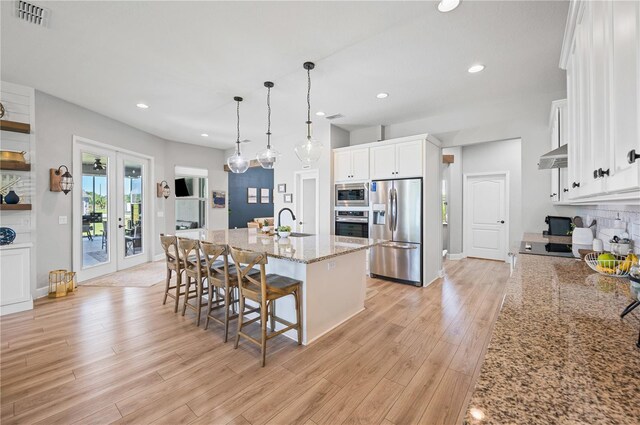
<box><xmin>188</xmin><ymin>228</ymin><xmax>383</xmax><ymax>264</ymax></box>
<box><xmin>465</xmin><ymin>253</ymin><xmax>640</xmax><ymax>424</ymax></box>
<box><xmin>522</xmin><ymin>231</ymin><xmax>573</xmax><ymax>245</ymax></box>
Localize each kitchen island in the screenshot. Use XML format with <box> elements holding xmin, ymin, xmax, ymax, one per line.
<box><xmin>183</xmin><ymin>228</ymin><xmax>382</xmax><ymax>345</ymax></box>
<box><xmin>465</xmin><ymin>253</ymin><xmax>640</xmax><ymax>424</ymax></box>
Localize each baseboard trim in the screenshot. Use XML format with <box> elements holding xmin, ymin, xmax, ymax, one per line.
<box><xmin>0</xmin><ymin>299</ymin><xmax>33</xmax><ymax>316</ymax></box>
<box><xmin>447</xmin><ymin>253</ymin><xmax>465</xmax><ymax>260</ymax></box>
<box><xmin>153</xmin><ymin>253</ymin><xmax>164</xmax><ymax>262</ymax></box>
<box><xmin>33</xmin><ymin>286</ymin><xmax>49</xmax><ymax>299</ymax></box>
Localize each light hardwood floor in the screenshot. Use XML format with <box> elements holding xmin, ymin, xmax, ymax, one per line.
<box><xmin>0</xmin><ymin>258</ymin><xmax>509</xmax><ymax>425</ymax></box>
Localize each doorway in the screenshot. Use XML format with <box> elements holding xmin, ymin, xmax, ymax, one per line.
<box><xmin>463</xmin><ymin>172</ymin><xmax>509</xmax><ymax>261</ymax></box>
<box><xmin>72</xmin><ymin>137</ymin><xmax>153</xmax><ymax>282</ymax></box>
<box><xmin>294</xmin><ymin>170</ymin><xmax>319</xmax><ymax>234</ymax></box>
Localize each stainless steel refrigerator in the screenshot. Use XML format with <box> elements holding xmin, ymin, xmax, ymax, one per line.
<box><xmin>369</xmin><ymin>178</ymin><xmax>422</xmax><ymax>286</ymax></box>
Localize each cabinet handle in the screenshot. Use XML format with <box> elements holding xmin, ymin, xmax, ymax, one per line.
<box><xmin>572</xmin><ymin>182</ymin><xmax>580</xmax><ymax>188</ymax></box>
<box><xmin>563</xmin><ymin>188</ymin><xmax>569</xmax><ymax>193</ymax></box>
<box><xmin>628</xmin><ymin>149</ymin><xmax>639</xmax><ymax>164</ymax></box>
<box><xmin>550</xmin><ymin>193</ymin><xmax>557</xmax><ymax>198</ymax></box>
<box><xmin>593</xmin><ymin>169</ymin><xmax>599</xmax><ymax>179</ymax></box>
<box><xmin>598</xmin><ymin>168</ymin><xmax>610</xmax><ymax>177</ymax></box>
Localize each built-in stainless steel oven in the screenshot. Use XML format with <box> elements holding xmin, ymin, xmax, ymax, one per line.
<box><xmin>335</xmin><ymin>183</ymin><xmax>369</xmax><ymax>207</ymax></box>
<box><xmin>335</xmin><ymin>210</ymin><xmax>369</xmax><ymax>238</ymax></box>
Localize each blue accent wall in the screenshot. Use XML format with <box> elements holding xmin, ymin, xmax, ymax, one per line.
<box><xmin>228</xmin><ymin>167</ymin><xmax>274</xmax><ymax>229</ymax></box>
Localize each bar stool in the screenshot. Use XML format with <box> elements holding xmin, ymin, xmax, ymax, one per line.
<box><xmin>229</xmin><ymin>247</ymin><xmax>302</xmax><ymax>367</ymax></box>
<box><xmin>160</xmin><ymin>234</ymin><xmax>184</xmax><ymax>313</ymax></box>
<box><xmin>179</xmin><ymin>239</ymin><xmax>209</xmax><ymax>326</ymax></box>
<box><xmin>201</xmin><ymin>243</ymin><xmax>258</xmax><ymax>342</ymax></box>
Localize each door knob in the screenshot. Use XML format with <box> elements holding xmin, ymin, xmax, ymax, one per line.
<box><xmin>628</xmin><ymin>149</ymin><xmax>639</xmax><ymax>164</ymax></box>
<box><xmin>299</xmin><ymin>221</ymin><xmax>303</xmax><ymax>225</ymax></box>
<box><xmin>497</xmin><ymin>220</ymin><xmax>505</xmax><ymax>224</ymax></box>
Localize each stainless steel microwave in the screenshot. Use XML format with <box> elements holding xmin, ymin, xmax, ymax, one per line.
<box><xmin>335</xmin><ymin>183</ymin><xmax>369</xmax><ymax>207</ymax></box>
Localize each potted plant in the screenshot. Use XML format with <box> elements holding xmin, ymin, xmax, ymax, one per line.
<box><xmin>262</xmin><ymin>219</ymin><xmax>270</xmax><ymax>233</ymax></box>
<box><xmin>277</xmin><ymin>225</ymin><xmax>291</xmax><ymax>238</ymax></box>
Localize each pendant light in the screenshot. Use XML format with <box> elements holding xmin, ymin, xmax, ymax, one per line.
<box><xmin>226</xmin><ymin>96</ymin><xmax>249</xmax><ymax>174</ymax></box>
<box><xmin>294</xmin><ymin>62</ymin><xmax>323</xmax><ymax>165</ymax></box>
<box><xmin>256</xmin><ymin>81</ymin><xmax>281</xmax><ymax>169</ymax></box>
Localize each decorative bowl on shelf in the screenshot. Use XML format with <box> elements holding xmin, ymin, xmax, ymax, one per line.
<box><xmin>0</xmin><ymin>227</ymin><xmax>16</xmax><ymax>245</ymax></box>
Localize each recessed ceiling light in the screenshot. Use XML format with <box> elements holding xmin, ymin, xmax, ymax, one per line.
<box><xmin>201</xmin><ymin>133</ymin><xmax>209</xmax><ymax>137</ymax></box>
<box><xmin>468</xmin><ymin>64</ymin><xmax>485</xmax><ymax>73</ymax></box>
<box><xmin>136</xmin><ymin>103</ymin><xmax>149</xmax><ymax>109</ymax></box>
<box><xmin>438</xmin><ymin>0</ymin><xmax>460</xmax><ymax>13</ymax></box>
<box><xmin>316</xmin><ymin>111</ymin><xmax>326</xmax><ymax>116</ymax></box>
<box><xmin>376</xmin><ymin>92</ymin><xmax>389</xmax><ymax>99</ymax></box>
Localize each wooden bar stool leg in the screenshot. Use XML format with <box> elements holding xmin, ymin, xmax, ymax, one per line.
<box><xmin>223</xmin><ymin>288</ymin><xmax>231</xmax><ymax>343</ymax></box>
<box><xmin>163</xmin><ymin>268</ymin><xmax>171</xmax><ymax>305</ymax></box>
<box><xmin>182</xmin><ymin>276</ymin><xmax>191</xmax><ymax>316</ymax></box>
<box><xmin>195</xmin><ymin>278</ymin><xmax>202</xmax><ymax>327</ymax></box>
<box><xmin>174</xmin><ymin>271</ymin><xmax>182</xmax><ymax>313</ymax></box>
<box><xmin>204</xmin><ymin>283</ymin><xmax>213</xmax><ymax>330</ymax></box>
<box><xmin>234</xmin><ymin>294</ymin><xmax>245</xmax><ymax>349</ymax></box>
<box><xmin>270</xmin><ymin>300</ymin><xmax>276</xmax><ymax>332</ymax></box>
<box><xmin>260</xmin><ymin>301</ymin><xmax>268</xmax><ymax>367</ymax></box>
<box><xmin>295</xmin><ymin>289</ymin><xmax>302</xmax><ymax>345</ymax></box>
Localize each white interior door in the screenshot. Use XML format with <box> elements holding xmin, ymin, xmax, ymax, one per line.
<box><xmin>73</xmin><ymin>139</ymin><xmax>152</xmax><ymax>282</ymax></box>
<box><xmin>295</xmin><ymin>170</ymin><xmax>319</xmax><ymax>234</ymax></box>
<box><xmin>463</xmin><ymin>173</ymin><xmax>508</xmax><ymax>261</ymax></box>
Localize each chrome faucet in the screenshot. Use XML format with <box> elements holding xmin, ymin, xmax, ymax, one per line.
<box><xmin>277</xmin><ymin>208</ymin><xmax>296</xmax><ymax>228</ymax></box>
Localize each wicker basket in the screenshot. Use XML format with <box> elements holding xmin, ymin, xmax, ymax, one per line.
<box><xmin>584</xmin><ymin>252</ymin><xmax>633</xmax><ymax>278</ymax></box>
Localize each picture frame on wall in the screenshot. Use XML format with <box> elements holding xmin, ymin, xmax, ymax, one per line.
<box><xmin>211</xmin><ymin>190</ymin><xmax>226</xmax><ymax>208</ymax></box>
<box><xmin>247</xmin><ymin>187</ymin><xmax>257</xmax><ymax>204</ymax></box>
<box><xmin>277</xmin><ymin>183</ymin><xmax>286</xmax><ymax>193</ymax></box>
<box><xmin>283</xmin><ymin>193</ymin><xmax>293</xmax><ymax>203</ymax></box>
<box><xmin>260</xmin><ymin>188</ymin><xmax>270</xmax><ymax>204</ymax></box>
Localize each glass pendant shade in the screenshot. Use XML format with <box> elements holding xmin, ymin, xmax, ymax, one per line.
<box><xmin>257</xmin><ymin>147</ymin><xmax>280</xmax><ymax>169</ymax></box>
<box><xmin>227</xmin><ymin>151</ymin><xmax>249</xmax><ymax>174</ymax></box>
<box><xmin>295</xmin><ymin>136</ymin><xmax>323</xmax><ymax>165</ymax></box>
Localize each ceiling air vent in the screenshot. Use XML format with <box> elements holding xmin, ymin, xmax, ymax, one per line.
<box><xmin>15</xmin><ymin>1</ymin><xmax>50</xmax><ymax>27</ymax></box>
<box><xmin>325</xmin><ymin>113</ymin><xmax>344</xmax><ymax>120</ymax></box>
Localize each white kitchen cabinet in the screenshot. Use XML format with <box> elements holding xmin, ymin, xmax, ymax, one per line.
<box><xmin>0</xmin><ymin>244</ymin><xmax>33</xmax><ymax>315</ymax></box>
<box><xmin>333</xmin><ymin>148</ymin><xmax>369</xmax><ymax>182</ymax></box>
<box><xmin>561</xmin><ymin>0</ymin><xmax>640</xmax><ymax>202</ymax></box>
<box><xmin>370</xmin><ymin>140</ymin><xmax>422</xmax><ymax>180</ymax></box>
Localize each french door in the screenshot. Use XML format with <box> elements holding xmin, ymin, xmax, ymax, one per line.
<box><xmin>73</xmin><ymin>139</ymin><xmax>152</xmax><ymax>282</ymax></box>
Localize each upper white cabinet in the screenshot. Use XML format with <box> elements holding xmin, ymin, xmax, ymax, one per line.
<box><xmin>370</xmin><ymin>140</ymin><xmax>422</xmax><ymax>180</ymax></box>
<box><xmin>561</xmin><ymin>0</ymin><xmax>640</xmax><ymax>202</ymax></box>
<box><xmin>549</xmin><ymin>100</ymin><xmax>569</xmax><ymax>203</ymax></box>
<box><xmin>334</xmin><ymin>147</ymin><xmax>369</xmax><ymax>182</ymax></box>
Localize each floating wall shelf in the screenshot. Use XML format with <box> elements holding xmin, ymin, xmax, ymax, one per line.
<box><xmin>0</xmin><ymin>120</ymin><xmax>31</xmax><ymax>134</ymax></box>
<box><xmin>0</xmin><ymin>204</ymin><xmax>32</xmax><ymax>211</ymax></box>
<box><xmin>0</xmin><ymin>161</ymin><xmax>31</xmax><ymax>171</ymax></box>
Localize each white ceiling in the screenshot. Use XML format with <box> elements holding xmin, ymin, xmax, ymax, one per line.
<box><xmin>1</xmin><ymin>1</ymin><xmax>568</xmax><ymax>149</ymax></box>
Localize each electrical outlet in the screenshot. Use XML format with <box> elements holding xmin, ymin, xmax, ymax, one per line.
<box><xmin>327</xmin><ymin>261</ymin><xmax>336</xmax><ymax>271</ymax></box>
<box><xmin>58</xmin><ymin>216</ymin><xmax>68</xmax><ymax>225</ymax></box>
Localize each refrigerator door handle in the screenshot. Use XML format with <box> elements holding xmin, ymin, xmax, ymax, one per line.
<box><xmin>381</xmin><ymin>243</ymin><xmax>418</xmax><ymax>250</ymax></box>
<box><xmin>387</xmin><ymin>187</ymin><xmax>394</xmax><ymax>232</ymax></box>
<box><xmin>392</xmin><ymin>188</ymin><xmax>399</xmax><ymax>232</ymax></box>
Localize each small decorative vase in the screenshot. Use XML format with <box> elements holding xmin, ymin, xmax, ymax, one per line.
<box><xmin>4</xmin><ymin>190</ymin><xmax>19</xmax><ymax>204</ymax></box>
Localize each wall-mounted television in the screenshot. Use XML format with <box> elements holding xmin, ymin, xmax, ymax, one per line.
<box><xmin>174</xmin><ymin>178</ymin><xmax>191</xmax><ymax>197</ymax></box>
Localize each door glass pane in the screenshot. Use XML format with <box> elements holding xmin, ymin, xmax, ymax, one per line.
<box><xmin>81</xmin><ymin>152</ymin><xmax>109</xmax><ymax>268</ymax></box>
<box><xmin>124</xmin><ymin>160</ymin><xmax>143</xmax><ymax>257</ymax></box>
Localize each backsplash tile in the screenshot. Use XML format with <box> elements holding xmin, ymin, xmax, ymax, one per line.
<box><xmin>576</xmin><ymin>205</ymin><xmax>640</xmax><ymax>254</ymax></box>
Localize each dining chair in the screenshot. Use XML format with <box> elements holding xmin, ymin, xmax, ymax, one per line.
<box><xmin>179</xmin><ymin>238</ymin><xmax>209</xmax><ymax>326</ymax></box>
<box><xmin>160</xmin><ymin>234</ymin><xmax>184</xmax><ymax>313</ymax></box>
<box><xmin>229</xmin><ymin>247</ymin><xmax>302</xmax><ymax>367</ymax></box>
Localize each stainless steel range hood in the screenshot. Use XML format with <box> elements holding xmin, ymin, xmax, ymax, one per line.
<box><xmin>538</xmin><ymin>144</ymin><xmax>568</xmax><ymax>169</ymax></box>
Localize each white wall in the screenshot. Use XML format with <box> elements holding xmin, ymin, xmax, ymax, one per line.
<box><xmin>34</xmin><ymin>91</ymin><xmax>227</xmax><ymax>290</ymax></box>
<box><xmin>461</xmin><ymin>139</ymin><xmax>522</xmax><ymax>253</ymax></box>
<box><xmin>383</xmin><ymin>90</ymin><xmax>577</xmax><ymax>236</ymax></box>
<box><xmin>349</xmin><ymin>126</ymin><xmax>383</xmax><ymax>146</ymax></box>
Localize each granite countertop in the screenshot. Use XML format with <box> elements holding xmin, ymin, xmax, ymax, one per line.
<box><xmin>183</xmin><ymin>228</ymin><xmax>382</xmax><ymax>264</ymax></box>
<box><xmin>522</xmin><ymin>231</ymin><xmax>573</xmax><ymax>245</ymax></box>
<box><xmin>465</xmin><ymin>253</ymin><xmax>640</xmax><ymax>424</ymax></box>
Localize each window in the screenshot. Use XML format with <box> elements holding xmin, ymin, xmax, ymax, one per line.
<box><xmin>175</xmin><ymin>167</ymin><xmax>208</xmax><ymax>230</ymax></box>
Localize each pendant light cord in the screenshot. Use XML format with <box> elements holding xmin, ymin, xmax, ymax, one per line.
<box><xmin>236</xmin><ymin>98</ymin><xmax>241</xmax><ymax>154</ymax></box>
<box><xmin>266</xmin><ymin>85</ymin><xmax>272</xmax><ymax>149</ymax></box>
<box><xmin>306</xmin><ymin>67</ymin><xmax>312</xmax><ymax>140</ymax></box>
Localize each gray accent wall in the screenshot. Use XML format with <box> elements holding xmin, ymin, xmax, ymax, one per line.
<box><xmin>34</xmin><ymin>91</ymin><xmax>227</xmax><ymax>290</ymax></box>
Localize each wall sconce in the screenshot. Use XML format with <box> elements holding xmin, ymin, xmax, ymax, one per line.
<box><xmin>157</xmin><ymin>180</ymin><xmax>170</xmax><ymax>199</ymax></box>
<box><xmin>49</xmin><ymin>165</ymin><xmax>74</xmax><ymax>195</ymax></box>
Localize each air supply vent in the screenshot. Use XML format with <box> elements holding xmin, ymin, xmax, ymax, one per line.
<box><xmin>325</xmin><ymin>113</ymin><xmax>344</xmax><ymax>120</ymax></box>
<box><xmin>15</xmin><ymin>1</ymin><xmax>50</xmax><ymax>27</ymax></box>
